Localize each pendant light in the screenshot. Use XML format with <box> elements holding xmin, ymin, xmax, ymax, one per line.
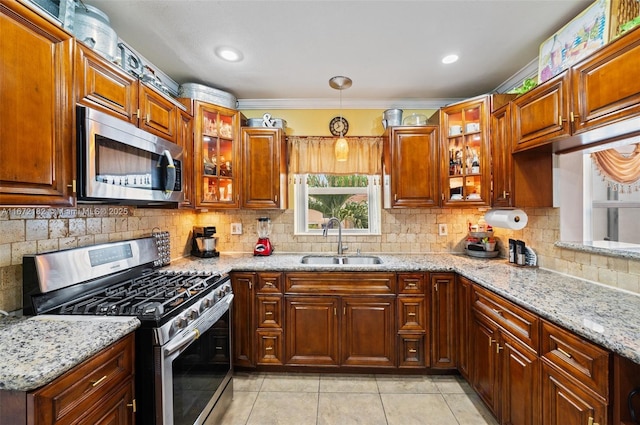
<box><xmin>329</xmin><ymin>76</ymin><xmax>352</xmax><ymax>162</ymax></box>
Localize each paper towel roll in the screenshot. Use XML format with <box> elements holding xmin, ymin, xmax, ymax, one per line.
<box><xmin>484</xmin><ymin>209</ymin><xmax>528</xmax><ymax>230</ymax></box>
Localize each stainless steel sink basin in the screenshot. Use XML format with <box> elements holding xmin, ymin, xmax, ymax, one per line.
<box><xmin>300</xmin><ymin>255</ymin><xmax>383</xmax><ymax>265</ymax></box>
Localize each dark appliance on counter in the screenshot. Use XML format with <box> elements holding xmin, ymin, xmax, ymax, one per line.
<box><xmin>192</xmin><ymin>226</ymin><xmax>219</xmax><ymax>257</ymax></box>
<box><xmin>76</xmin><ymin>105</ymin><xmax>184</xmax><ymax>205</ymax></box>
<box><xmin>22</xmin><ymin>237</ymin><xmax>233</xmax><ymax>425</ymax></box>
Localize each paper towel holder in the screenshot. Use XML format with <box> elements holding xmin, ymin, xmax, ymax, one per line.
<box><xmin>484</xmin><ymin>208</ymin><xmax>528</xmax><ymax>230</ymax></box>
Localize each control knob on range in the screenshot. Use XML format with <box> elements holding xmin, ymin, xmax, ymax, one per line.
<box><xmin>174</xmin><ymin>316</ymin><xmax>188</xmax><ymax>329</ymax></box>
<box><xmin>187</xmin><ymin>309</ymin><xmax>199</xmax><ymax>321</ymax></box>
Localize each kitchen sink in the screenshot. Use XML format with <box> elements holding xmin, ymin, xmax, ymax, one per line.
<box><xmin>300</xmin><ymin>255</ymin><xmax>383</xmax><ymax>265</ymax></box>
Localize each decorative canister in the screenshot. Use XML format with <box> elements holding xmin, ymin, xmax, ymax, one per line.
<box><xmin>383</xmin><ymin>109</ymin><xmax>403</xmax><ymax>127</ymax></box>
<box><xmin>73</xmin><ymin>4</ymin><xmax>119</xmax><ymax>62</ymax></box>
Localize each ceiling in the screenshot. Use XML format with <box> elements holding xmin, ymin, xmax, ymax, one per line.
<box><xmin>84</xmin><ymin>0</ymin><xmax>591</xmax><ymax>109</ymax></box>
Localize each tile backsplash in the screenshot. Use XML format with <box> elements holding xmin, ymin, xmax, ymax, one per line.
<box><xmin>1</xmin><ymin>205</ymin><xmax>638</xmax><ymax>312</ymax></box>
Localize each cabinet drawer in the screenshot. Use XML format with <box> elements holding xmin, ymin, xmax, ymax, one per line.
<box><xmin>285</xmin><ymin>272</ymin><xmax>396</xmax><ymax>294</ymax></box>
<box><xmin>397</xmin><ymin>296</ymin><xmax>426</xmax><ymax>331</ymax></box>
<box><xmin>256</xmin><ymin>295</ymin><xmax>283</xmax><ymax>328</ymax></box>
<box><xmin>258</xmin><ymin>273</ymin><xmax>283</xmax><ymax>293</ymax></box>
<box><xmin>256</xmin><ymin>330</ymin><xmax>284</xmax><ymax>365</ymax></box>
<box><xmin>397</xmin><ymin>273</ymin><xmax>426</xmax><ymax>294</ymax></box>
<box><xmin>472</xmin><ymin>285</ymin><xmax>539</xmax><ymax>351</ymax></box>
<box><xmin>33</xmin><ymin>333</ymin><xmax>134</xmax><ymax>424</ymax></box>
<box><xmin>398</xmin><ymin>334</ymin><xmax>426</xmax><ymax>368</ymax></box>
<box><xmin>541</xmin><ymin>320</ymin><xmax>610</xmax><ymax>398</ymax></box>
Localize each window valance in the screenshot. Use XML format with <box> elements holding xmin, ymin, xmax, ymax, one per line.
<box><xmin>591</xmin><ymin>143</ymin><xmax>640</xmax><ymax>191</ymax></box>
<box><xmin>288</xmin><ymin>136</ymin><xmax>382</xmax><ymax>175</ymax></box>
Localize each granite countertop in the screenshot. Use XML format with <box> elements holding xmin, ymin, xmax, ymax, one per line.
<box><xmin>0</xmin><ymin>315</ymin><xmax>140</xmax><ymax>392</ymax></box>
<box><xmin>171</xmin><ymin>252</ymin><xmax>640</xmax><ymax>364</ymax></box>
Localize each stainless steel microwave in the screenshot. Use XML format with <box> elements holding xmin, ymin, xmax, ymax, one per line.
<box><xmin>76</xmin><ymin>106</ymin><xmax>183</xmax><ymax>205</ymax></box>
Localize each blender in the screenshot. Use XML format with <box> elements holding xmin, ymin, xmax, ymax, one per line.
<box><xmin>254</xmin><ymin>217</ymin><xmax>273</xmax><ymax>256</ymax></box>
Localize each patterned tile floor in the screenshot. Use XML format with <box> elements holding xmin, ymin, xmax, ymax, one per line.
<box><xmin>218</xmin><ymin>372</ymin><xmax>499</xmax><ymax>425</ymax></box>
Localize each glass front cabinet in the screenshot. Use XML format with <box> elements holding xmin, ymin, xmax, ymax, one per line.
<box><xmin>193</xmin><ymin>102</ymin><xmax>243</xmax><ymax>208</ymax></box>
<box><xmin>439</xmin><ymin>96</ymin><xmax>491</xmax><ymax>206</ymax></box>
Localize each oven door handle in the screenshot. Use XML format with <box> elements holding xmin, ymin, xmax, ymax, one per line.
<box><xmin>164</xmin><ymin>328</ymin><xmax>199</xmax><ymax>357</ymax></box>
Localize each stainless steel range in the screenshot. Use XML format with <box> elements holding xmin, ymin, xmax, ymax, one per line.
<box><xmin>22</xmin><ymin>237</ymin><xmax>234</xmax><ymax>425</ymax></box>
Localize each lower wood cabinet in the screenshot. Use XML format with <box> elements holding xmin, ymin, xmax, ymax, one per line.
<box><xmin>231</xmin><ymin>272</ymin><xmax>256</xmax><ymax>368</ymax></box>
<box><xmin>0</xmin><ymin>333</ymin><xmax>135</xmax><ymax>425</ymax></box>
<box><xmin>430</xmin><ymin>273</ymin><xmax>456</xmax><ymax>369</ymax></box>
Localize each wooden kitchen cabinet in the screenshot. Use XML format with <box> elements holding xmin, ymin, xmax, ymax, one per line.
<box><xmin>177</xmin><ymin>109</ymin><xmax>194</xmax><ymax>208</ymax></box>
<box><xmin>77</xmin><ymin>43</ymin><xmax>183</xmax><ymax>144</ymax></box>
<box><xmin>456</xmin><ymin>276</ymin><xmax>472</xmax><ymax>380</ymax></box>
<box><xmin>430</xmin><ymin>273</ymin><xmax>456</xmax><ymax>369</ymax></box>
<box><xmin>1</xmin><ymin>0</ymin><xmax>75</xmax><ymax>206</ymax></box>
<box><xmin>471</xmin><ymin>284</ymin><xmax>541</xmax><ymax>424</ymax></box>
<box><xmin>397</xmin><ymin>273</ymin><xmax>428</xmax><ymax>368</ymax></box>
<box><xmin>490</xmin><ymin>103</ymin><xmax>553</xmax><ymax>208</ymax></box>
<box><xmin>0</xmin><ymin>333</ymin><xmax>136</xmax><ymax>424</ymax></box>
<box><xmin>438</xmin><ymin>95</ymin><xmax>513</xmax><ymax>206</ymax></box>
<box><xmin>231</xmin><ymin>272</ymin><xmax>255</xmax><ymax>368</ymax></box>
<box><xmin>571</xmin><ymin>25</ymin><xmax>640</xmax><ymax>139</ymax></box>
<box><xmin>192</xmin><ymin>101</ymin><xmax>243</xmax><ymax>209</ymax></box>
<box><xmin>511</xmin><ymin>71</ymin><xmax>571</xmax><ymax>152</ymax></box>
<box><xmin>284</xmin><ymin>272</ymin><xmax>396</xmax><ymax>368</ymax></box>
<box><xmin>383</xmin><ymin>126</ymin><xmax>439</xmax><ymax>208</ymax></box>
<box><xmin>255</xmin><ymin>272</ymin><xmax>284</xmax><ymax>365</ymax></box>
<box><xmin>241</xmin><ymin>127</ymin><xmax>287</xmax><ymax>209</ymax></box>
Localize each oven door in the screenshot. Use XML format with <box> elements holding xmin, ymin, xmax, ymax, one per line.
<box><xmin>158</xmin><ymin>296</ymin><xmax>233</xmax><ymax>425</ymax></box>
<box><xmin>77</xmin><ymin>105</ymin><xmax>184</xmax><ymax>204</ymax></box>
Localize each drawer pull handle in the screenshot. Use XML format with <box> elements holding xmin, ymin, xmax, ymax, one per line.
<box><xmin>408</xmin><ymin>312</ymin><xmax>416</xmax><ymax>317</ymax></box>
<box><xmin>127</xmin><ymin>399</ymin><xmax>137</xmax><ymax>412</ymax></box>
<box><xmin>489</xmin><ymin>337</ymin><xmax>497</xmax><ymax>347</ymax></box>
<box><xmin>587</xmin><ymin>417</ymin><xmax>599</xmax><ymax>425</ymax></box>
<box><xmin>408</xmin><ymin>349</ymin><xmax>417</xmax><ymax>353</ymax></box>
<box><xmin>496</xmin><ymin>344</ymin><xmax>504</xmax><ymax>354</ymax></box>
<box><xmin>491</xmin><ymin>308</ymin><xmax>502</xmax><ymax>316</ymax></box>
<box><xmin>264</xmin><ymin>282</ymin><xmax>275</xmax><ymax>287</ymax></box>
<box><xmin>407</xmin><ymin>282</ymin><xmax>417</xmax><ymax>287</ymax></box>
<box><xmin>265</xmin><ymin>346</ymin><xmax>273</xmax><ymax>351</ymax></box>
<box><xmin>91</xmin><ymin>375</ymin><xmax>108</xmax><ymax>387</ymax></box>
<box><xmin>557</xmin><ymin>347</ymin><xmax>572</xmax><ymax>359</ymax></box>
<box><xmin>265</xmin><ymin>311</ymin><xmax>273</xmax><ymax>315</ymax></box>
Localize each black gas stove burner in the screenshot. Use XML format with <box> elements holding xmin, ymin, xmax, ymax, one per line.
<box><xmin>56</xmin><ymin>269</ymin><xmax>223</xmax><ymax>321</ymax></box>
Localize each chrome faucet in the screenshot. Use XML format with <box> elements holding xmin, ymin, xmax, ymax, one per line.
<box><xmin>323</xmin><ymin>217</ymin><xmax>346</xmax><ymax>255</ymax></box>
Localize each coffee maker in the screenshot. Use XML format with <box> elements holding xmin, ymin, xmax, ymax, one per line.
<box><xmin>254</xmin><ymin>217</ymin><xmax>273</xmax><ymax>256</ymax></box>
<box><xmin>191</xmin><ymin>226</ymin><xmax>219</xmax><ymax>258</ymax></box>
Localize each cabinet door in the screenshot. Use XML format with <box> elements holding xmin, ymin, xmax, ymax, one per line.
<box><xmin>571</xmin><ymin>26</ymin><xmax>640</xmax><ymax>136</ymax></box>
<box><xmin>177</xmin><ymin>110</ymin><xmax>194</xmax><ymax>208</ymax></box>
<box><xmin>440</xmin><ymin>96</ymin><xmax>491</xmax><ymax>206</ymax></box>
<box><xmin>490</xmin><ymin>103</ymin><xmax>513</xmax><ymax>208</ymax></box>
<box><xmin>541</xmin><ymin>362</ymin><xmax>608</xmax><ymax>425</ymax></box>
<box><xmin>241</xmin><ymin>127</ymin><xmax>286</xmax><ymax>209</ymax></box>
<box><xmin>431</xmin><ymin>273</ymin><xmax>456</xmax><ymax>369</ymax></box>
<box><xmin>512</xmin><ymin>71</ymin><xmax>571</xmax><ymax>152</ymax></box>
<box><xmin>256</xmin><ymin>295</ymin><xmax>282</xmax><ymax>328</ymax></box>
<box><xmin>77</xmin><ymin>379</ymin><xmax>135</xmax><ymax>425</ymax></box>
<box><xmin>342</xmin><ymin>297</ymin><xmax>395</xmax><ymax>367</ymax></box>
<box><xmin>256</xmin><ymin>330</ymin><xmax>283</xmax><ymax>365</ymax></box>
<box><xmin>384</xmin><ymin>126</ymin><xmax>439</xmax><ymax>208</ymax></box>
<box><xmin>398</xmin><ymin>334</ymin><xmax>426</xmax><ymax>368</ymax></box>
<box><xmin>76</xmin><ymin>43</ymin><xmax>139</xmax><ymax>124</ymax></box>
<box><xmin>194</xmin><ymin>102</ymin><xmax>241</xmax><ymax>208</ymax></box>
<box><xmin>231</xmin><ymin>273</ymin><xmax>255</xmax><ymax>368</ymax></box>
<box><xmin>285</xmin><ymin>296</ymin><xmax>339</xmax><ymax>366</ymax></box>
<box><xmin>471</xmin><ymin>311</ymin><xmax>500</xmax><ymax>417</ymax></box>
<box><xmin>1</xmin><ymin>2</ymin><xmax>74</xmax><ymax>206</ymax></box>
<box><xmin>456</xmin><ymin>276</ymin><xmax>472</xmax><ymax>380</ymax></box>
<box><xmin>138</xmin><ymin>84</ymin><xmax>178</xmax><ymax>143</ymax></box>
<box><xmin>501</xmin><ymin>333</ymin><xmax>540</xmax><ymax>425</ymax></box>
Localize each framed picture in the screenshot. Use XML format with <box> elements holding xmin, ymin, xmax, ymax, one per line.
<box><xmin>538</xmin><ymin>0</ymin><xmax>611</xmax><ymax>83</ymax></box>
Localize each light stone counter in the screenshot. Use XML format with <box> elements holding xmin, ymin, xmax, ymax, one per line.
<box><xmin>171</xmin><ymin>252</ymin><xmax>640</xmax><ymax>364</ymax></box>
<box><xmin>0</xmin><ymin>315</ymin><xmax>139</xmax><ymax>392</ymax></box>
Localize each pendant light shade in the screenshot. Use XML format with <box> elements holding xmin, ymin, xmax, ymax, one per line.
<box><xmin>335</xmin><ymin>137</ymin><xmax>349</xmax><ymax>162</ymax></box>
<box><xmin>329</xmin><ymin>76</ymin><xmax>352</xmax><ymax>162</ymax></box>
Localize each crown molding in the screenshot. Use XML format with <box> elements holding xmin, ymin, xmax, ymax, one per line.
<box><xmin>236</xmin><ymin>97</ymin><xmax>464</xmax><ymax>110</ymax></box>
<box><xmin>493</xmin><ymin>57</ymin><xmax>539</xmax><ymax>93</ymax></box>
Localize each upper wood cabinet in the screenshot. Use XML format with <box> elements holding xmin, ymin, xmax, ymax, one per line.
<box><xmin>241</xmin><ymin>127</ymin><xmax>287</xmax><ymax>209</ymax></box>
<box><xmin>192</xmin><ymin>101</ymin><xmax>243</xmax><ymax>209</ymax></box>
<box><xmin>512</xmin><ymin>26</ymin><xmax>640</xmax><ymax>153</ymax></box>
<box><xmin>491</xmin><ymin>103</ymin><xmax>554</xmax><ymax>208</ymax></box>
<box><xmin>438</xmin><ymin>95</ymin><xmax>513</xmax><ymax>207</ymax></box>
<box><xmin>383</xmin><ymin>126</ymin><xmax>439</xmax><ymax>208</ymax></box>
<box><xmin>571</xmin><ymin>25</ymin><xmax>640</xmax><ymax>138</ymax></box>
<box><xmin>77</xmin><ymin>43</ymin><xmax>183</xmax><ymax>144</ymax></box>
<box><xmin>177</xmin><ymin>109</ymin><xmax>194</xmax><ymax>208</ymax></box>
<box><xmin>511</xmin><ymin>70</ymin><xmax>571</xmax><ymax>153</ymax></box>
<box><xmin>1</xmin><ymin>0</ymin><xmax>75</xmax><ymax>206</ymax></box>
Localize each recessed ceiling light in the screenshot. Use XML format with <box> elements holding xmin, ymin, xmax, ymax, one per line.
<box><xmin>442</xmin><ymin>54</ymin><xmax>459</xmax><ymax>64</ymax></box>
<box><xmin>215</xmin><ymin>46</ymin><xmax>243</xmax><ymax>62</ymax></box>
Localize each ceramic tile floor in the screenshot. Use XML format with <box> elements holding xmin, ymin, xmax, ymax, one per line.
<box><xmin>218</xmin><ymin>372</ymin><xmax>499</xmax><ymax>425</ymax></box>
